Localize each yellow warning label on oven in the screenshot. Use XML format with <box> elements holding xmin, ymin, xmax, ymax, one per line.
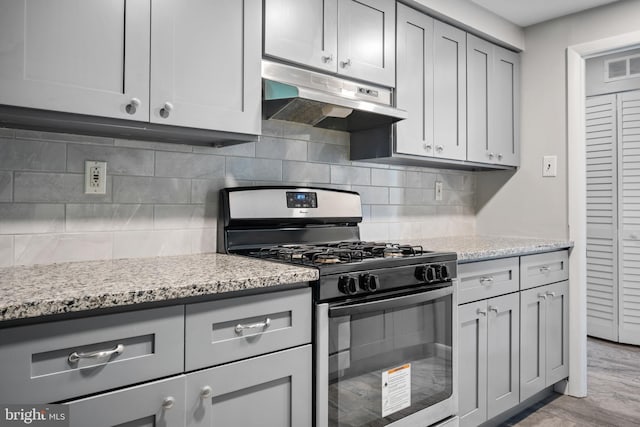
<box><xmin>381</xmin><ymin>363</ymin><xmax>411</xmax><ymax>417</ymax></box>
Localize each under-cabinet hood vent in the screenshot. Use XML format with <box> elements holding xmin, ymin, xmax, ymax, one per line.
<box><xmin>262</xmin><ymin>60</ymin><xmax>407</xmax><ymax>132</ymax></box>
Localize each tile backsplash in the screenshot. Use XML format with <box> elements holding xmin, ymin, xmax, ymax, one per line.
<box><xmin>0</xmin><ymin>121</ymin><xmax>476</xmax><ymax>267</ymax></box>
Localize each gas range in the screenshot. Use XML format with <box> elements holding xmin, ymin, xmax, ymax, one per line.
<box><xmin>218</xmin><ymin>186</ymin><xmax>457</xmax><ymax>302</ymax></box>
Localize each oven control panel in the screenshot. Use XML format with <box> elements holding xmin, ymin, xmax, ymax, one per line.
<box><xmin>286</xmin><ymin>191</ymin><xmax>318</xmax><ymax>208</ymax></box>
<box><xmin>321</xmin><ymin>260</ymin><xmax>456</xmax><ymax>301</ymax></box>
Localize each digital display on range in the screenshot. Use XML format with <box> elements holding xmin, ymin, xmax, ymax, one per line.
<box><xmin>286</xmin><ymin>191</ymin><xmax>318</xmax><ymax>208</ymax></box>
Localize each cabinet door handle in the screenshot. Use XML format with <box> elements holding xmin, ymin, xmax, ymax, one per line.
<box><xmin>235</xmin><ymin>317</ymin><xmax>271</xmax><ymax>334</ymax></box>
<box><xmin>497</xmin><ymin>153</ymin><xmax>503</xmax><ymax>160</ymax></box>
<box><xmin>488</xmin><ymin>152</ymin><xmax>495</xmax><ymax>159</ymax></box>
<box><xmin>488</xmin><ymin>306</ymin><xmax>499</xmax><ymax>313</ymax></box>
<box><xmin>423</xmin><ymin>143</ymin><xmax>432</xmax><ymax>151</ymax></box>
<box><xmin>200</xmin><ymin>385</ymin><xmax>213</xmax><ymax>399</ymax></box>
<box><xmin>477</xmin><ymin>308</ymin><xmax>487</xmax><ymax>316</ymax></box>
<box><xmin>479</xmin><ymin>276</ymin><xmax>494</xmax><ymax>285</ymax></box>
<box><xmin>159</xmin><ymin>102</ymin><xmax>174</xmax><ymax>118</ymax></box>
<box><xmin>539</xmin><ymin>266</ymin><xmax>551</xmax><ymax>273</ymax></box>
<box><xmin>546</xmin><ymin>291</ymin><xmax>556</xmax><ymax>297</ymax></box>
<box><xmin>340</xmin><ymin>58</ymin><xmax>352</xmax><ymax>68</ymax></box>
<box><xmin>125</xmin><ymin>98</ymin><xmax>141</xmax><ymax>115</ymax></box>
<box><xmin>538</xmin><ymin>293</ymin><xmax>547</xmax><ymax>300</ymax></box>
<box><xmin>435</xmin><ymin>145</ymin><xmax>444</xmax><ymax>153</ymax></box>
<box><xmin>68</xmin><ymin>343</ymin><xmax>124</xmax><ymax>363</ymax></box>
<box><xmin>321</xmin><ymin>54</ymin><xmax>333</xmax><ymax>63</ymax></box>
<box><xmin>162</xmin><ymin>396</ymin><xmax>175</xmax><ymax>410</ymax></box>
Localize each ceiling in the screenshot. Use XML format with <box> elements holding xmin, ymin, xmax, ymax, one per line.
<box><xmin>469</xmin><ymin>0</ymin><xmax>621</xmax><ymax>27</ymax></box>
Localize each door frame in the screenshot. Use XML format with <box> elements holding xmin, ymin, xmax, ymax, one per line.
<box><xmin>567</xmin><ymin>30</ymin><xmax>640</xmax><ymax>397</ymax></box>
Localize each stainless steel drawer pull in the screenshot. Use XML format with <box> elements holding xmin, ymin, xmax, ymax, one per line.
<box><xmin>539</xmin><ymin>266</ymin><xmax>551</xmax><ymax>273</ymax></box>
<box><xmin>476</xmin><ymin>308</ymin><xmax>487</xmax><ymax>316</ymax></box>
<box><xmin>538</xmin><ymin>293</ymin><xmax>547</xmax><ymax>300</ymax></box>
<box><xmin>546</xmin><ymin>291</ymin><xmax>556</xmax><ymax>297</ymax></box>
<box><xmin>162</xmin><ymin>396</ymin><xmax>175</xmax><ymax>410</ymax></box>
<box><xmin>488</xmin><ymin>306</ymin><xmax>499</xmax><ymax>313</ymax></box>
<box><xmin>479</xmin><ymin>277</ymin><xmax>494</xmax><ymax>285</ymax></box>
<box><xmin>234</xmin><ymin>317</ymin><xmax>271</xmax><ymax>334</ymax></box>
<box><xmin>68</xmin><ymin>343</ymin><xmax>124</xmax><ymax>363</ymax></box>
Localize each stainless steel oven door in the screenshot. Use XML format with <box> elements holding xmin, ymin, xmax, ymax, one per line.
<box><xmin>316</xmin><ymin>282</ymin><xmax>458</xmax><ymax>427</ymax></box>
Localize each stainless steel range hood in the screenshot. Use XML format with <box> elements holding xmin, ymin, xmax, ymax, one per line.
<box><xmin>262</xmin><ymin>60</ymin><xmax>407</xmax><ymax>132</ymax></box>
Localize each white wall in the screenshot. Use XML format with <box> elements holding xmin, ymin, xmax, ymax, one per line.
<box><xmin>476</xmin><ymin>0</ymin><xmax>640</xmax><ymax>239</ymax></box>
<box><xmin>405</xmin><ymin>0</ymin><xmax>525</xmax><ymax>50</ymax></box>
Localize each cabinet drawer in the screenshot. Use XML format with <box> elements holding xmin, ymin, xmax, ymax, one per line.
<box><xmin>66</xmin><ymin>375</ymin><xmax>185</xmax><ymax>427</ymax></box>
<box><xmin>520</xmin><ymin>251</ymin><xmax>569</xmax><ymax>290</ymax></box>
<box><xmin>0</xmin><ymin>305</ymin><xmax>184</xmax><ymax>404</ymax></box>
<box><xmin>185</xmin><ymin>287</ymin><xmax>311</xmax><ymax>371</ymax></box>
<box><xmin>458</xmin><ymin>258</ymin><xmax>519</xmax><ymax>304</ymax></box>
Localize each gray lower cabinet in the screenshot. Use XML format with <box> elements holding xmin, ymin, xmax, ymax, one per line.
<box><xmin>458</xmin><ymin>293</ymin><xmax>520</xmax><ymax>427</ymax></box>
<box><xmin>520</xmin><ymin>281</ymin><xmax>570</xmax><ymax>401</ymax></box>
<box><xmin>66</xmin><ymin>376</ymin><xmax>186</xmax><ymax>427</ymax></box>
<box><xmin>185</xmin><ymin>345</ymin><xmax>312</xmax><ymax>427</ymax></box>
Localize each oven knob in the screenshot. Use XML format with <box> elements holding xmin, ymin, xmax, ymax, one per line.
<box><xmin>359</xmin><ymin>274</ymin><xmax>379</xmax><ymax>292</ymax></box>
<box><xmin>338</xmin><ymin>275</ymin><xmax>358</xmax><ymax>295</ymax></box>
<box><xmin>416</xmin><ymin>265</ymin><xmax>437</xmax><ymax>283</ymax></box>
<box><xmin>439</xmin><ymin>264</ymin><xmax>450</xmax><ymax>280</ymax></box>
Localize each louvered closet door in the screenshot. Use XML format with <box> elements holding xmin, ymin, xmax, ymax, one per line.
<box><xmin>619</xmin><ymin>90</ymin><xmax>640</xmax><ymax>345</ymax></box>
<box><xmin>586</xmin><ymin>94</ymin><xmax>619</xmax><ymax>341</ymax></box>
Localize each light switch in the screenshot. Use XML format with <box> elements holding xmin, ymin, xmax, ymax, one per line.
<box><xmin>543</xmin><ymin>156</ymin><xmax>557</xmax><ymax>177</ymax></box>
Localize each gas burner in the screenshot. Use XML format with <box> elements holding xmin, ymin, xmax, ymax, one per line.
<box><xmin>383</xmin><ymin>247</ymin><xmax>404</xmax><ymax>258</ymax></box>
<box><xmin>313</xmin><ymin>253</ymin><xmax>342</xmax><ymax>264</ymax></box>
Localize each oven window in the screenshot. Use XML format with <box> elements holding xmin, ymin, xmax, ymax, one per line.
<box><xmin>327</xmin><ymin>294</ymin><xmax>452</xmax><ymax>427</ymax></box>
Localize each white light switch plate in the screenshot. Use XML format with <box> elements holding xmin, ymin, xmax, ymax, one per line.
<box><xmin>435</xmin><ymin>181</ymin><xmax>443</xmax><ymax>201</ymax></box>
<box><xmin>543</xmin><ymin>156</ymin><xmax>557</xmax><ymax>177</ymax></box>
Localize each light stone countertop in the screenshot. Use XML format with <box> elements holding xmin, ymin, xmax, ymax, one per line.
<box><xmin>0</xmin><ymin>253</ymin><xmax>318</xmax><ymax>323</ymax></box>
<box><xmin>409</xmin><ymin>235</ymin><xmax>573</xmax><ymax>262</ymax></box>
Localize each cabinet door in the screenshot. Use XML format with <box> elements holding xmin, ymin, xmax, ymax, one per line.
<box><xmin>264</xmin><ymin>0</ymin><xmax>338</xmax><ymax>73</ymax></box>
<box><xmin>66</xmin><ymin>376</ymin><xmax>185</xmax><ymax>427</ymax></box>
<box><xmin>395</xmin><ymin>4</ymin><xmax>434</xmax><ymax>157</ymax></box>
<box><xmin>186</xmin><ymin>345</ymin><xmax>312</xmax><ymax>427</ymax></box>
<box><xmin>520</xmin><ymin>286</ymin><xmax>547</xmax><ymax>401</ymax></box>
<box><xmin>458</xmin><ymin>301</ymin><xmax>488</xmax><ymax>427</ymax></box>
<box><xmin>486</xmin><ymin>292</ymin><xmax>519</xmax><ymax>419</ymax></box>
<box><xmin>466</xmin><ymin>34</ymin><xmax>492</xmax><ymax>164</ymax></box>
<box><xmin>490</xmin><ymin>46</ymin><xmax>520</xmax><ymax>166</ymax></box>
<box><xmin>545</xmin><ymin>281</ymin><xmax>570</xmax><ymax>385</ymax></box>
<box><xmin>337</xmin><ymin>0</ymin><xmax>395</xmax><ymax>87</ymax></box>
<box><xmin>433</xmin><ymin>21</ymin><xmax>467</xmax><ymax>161</ymax></box>
<box><xmin>0</xmin><ymin>0</ymin><xmax>150</xmax><ymax>121</ymax></box>
<box><xmin>150</xmin><ymin>0</ymin><xmax>261</xmax><ymax>134</ymax></box>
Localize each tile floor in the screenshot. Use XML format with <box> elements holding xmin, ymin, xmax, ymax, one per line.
<box><xmin>505</xmin><ymin>337</ymin><xmax>640</xmax><ymax>426</ymax></box>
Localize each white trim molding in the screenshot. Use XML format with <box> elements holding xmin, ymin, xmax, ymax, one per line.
<box><xmin>567</xmin><ymin>30</ymin><xmax>640</xmax><ymax>398</ymax></box>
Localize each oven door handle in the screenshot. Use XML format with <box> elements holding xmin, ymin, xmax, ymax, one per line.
<box><xmin>328</xmin><ymin>285</ymin><xmax>453</xmax><ymax>317</ymax></box>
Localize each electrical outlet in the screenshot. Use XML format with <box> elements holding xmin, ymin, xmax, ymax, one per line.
<box><xmin>543</xmin><ymin>155</ymin><xmax>557</xmax><ymax>177</ymax></box>
<box><xmin>85</xmin><ymin>161</ymin><xmax>107</xmax><ymax>194</ymax></box>
<box><xmin>435</xmin><ymin>181</ymin><xmax>443</xmax><ymax>201</ymax></box>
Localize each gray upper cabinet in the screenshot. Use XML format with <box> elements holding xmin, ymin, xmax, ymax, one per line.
<box><xmin>0</xmin><ymin>0</ymin><xmax>150</xmax><ymax>121</ymax></box>
<box><xmin>264</xmin><ymin>0</ymin><xmax>395</xmax><ymax>87</ymax></box>
<box><xmin>337</xmin><ymin>0</ymin><xmax>395</xmax><ymax>87</ymax></box>
<box><xmin>0</xmin><ymin>0</ymin><xmax>261</xmax><ymax>135</ymax></box>
<box><xmin>395</xmin><ymin>4</ymin><xmax>434</xmax><ymax>157</ymax></box>
<box><xmin>395</xmin><ymin>5</ymin><xmax>466</xmax><ymax>160</ymax></box>
<box><xmin>433</xmin><ymin>21</ymin><xmax>467</xmax><ymax>161</ymax></box>
<box><xmin>520</xmin><ymin>281</ymin><xmax>570</xmax><ymax>401</ymax></box>
<box><xmin>151</xmin><ymin>0</ymin><xmax>261</xmax><ymax>134</ymax></box>
<box><xmin>264</xmin><ymin>0</ymin><xmax>338</xmax><ymax>73</ymax></box>
<box><xmin>467</xmin><ymin>34</ymin><xmax>520</xmax><ymax>167</ymax></box>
